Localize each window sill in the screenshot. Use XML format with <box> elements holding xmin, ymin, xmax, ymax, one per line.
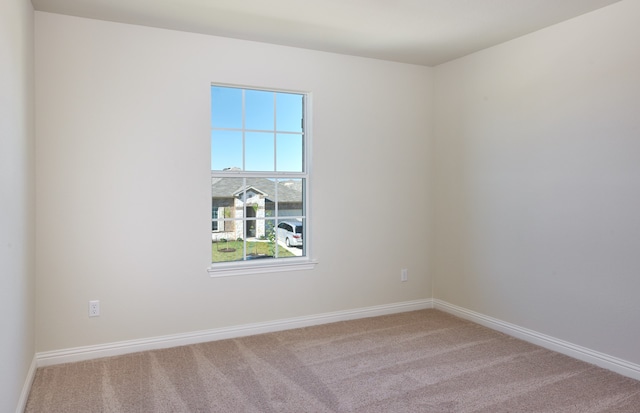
<box><xmin>208</xmin><ymin>258</ymin><xmax>318</xmax><ymax>277</ymax></box>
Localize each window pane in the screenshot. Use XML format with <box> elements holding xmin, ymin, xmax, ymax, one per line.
<box><xmin>276</xmin><ymin>218</ymin><xmax>304</xmax><ymax>258</ymax></box>
<box><xmin>242</xmin><ymin>179</ymin><xmax>273</xmax><ymax>235</ymax></box>
<box><xmin>276</xmin><ymin>92</ymin><xmax>303</xmax><ymax>133</ymax></box>
<box><xmin>258</xmin><ymin>179</ymin><xmax>277</xmax><ymax>218</ymax></box>
<box><xmin>244</xmin><ymin>219</ymin><xmax>275</xmax><ymax>261</ymax></box>
<box><xmin>211</xmin><ymin>86</ymin><xmax>242</xmax><ymax>129</ymax></box>
<box><xmin>246</xmin><ymin>132</ymin><xmax>274</xmax><ymax>171</ymax></box>
<box><xmin>212</xmin><ymin>219</ymin><xmax>243</xmax><ymax>263</ymax></box>
<box><xmin>276</xmin><ymin>179</ymin><xmax>304</xmax><ymax>217</ymax></box>
<box><xmin>276</xmin><ymin>133</ymin><xmax>303</xmax><ymax>172</ymax></box>
<box><xmin>211</xmin><ymin>130</ymin><xmax>242</xmax><ymax>171</ymax></box>
<box><xmin>245</xmin><ymin>90</ymin><xmax>274</xmax><ymax>131</ymax></box>
<box><xmin>211</xmin><ymin>179</ymin><xmax>239</xmax><ymax>247</ymax></box>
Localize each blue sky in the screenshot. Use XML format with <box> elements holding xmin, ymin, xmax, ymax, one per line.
<box><xmin>211</xmin><ymin>86</ymin><xmax>304</xmax><ymax>172</ymax></box>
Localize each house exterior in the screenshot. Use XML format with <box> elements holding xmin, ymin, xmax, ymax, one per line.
<box><xmin>211</xmin><ymin>173</ymin><xmax>303</xmax><ymax>241</ymax></box>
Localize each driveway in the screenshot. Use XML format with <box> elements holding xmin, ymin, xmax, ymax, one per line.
<box><xmin>278</xmin><ymin>241</ymin><xmax>302</xmax><ymax>256</ymax></box>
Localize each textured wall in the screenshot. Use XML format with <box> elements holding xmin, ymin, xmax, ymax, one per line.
<box><xmin>433</xmin><ymin>0</ymin><xmax>640</xmax><ymax>364</ymax></box>
<box><xmin>0</xmin><ymin>0</ymin><xmax>35</xmax><ymax>411</ymax></box>
<box><xmin>34</xmin><ymin>12</ymin><xmax>433</xmax><ymax>352</ymax></box>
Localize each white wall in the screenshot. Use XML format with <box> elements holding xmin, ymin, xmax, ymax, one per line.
<box><xmin>433</xmin><ymin>0</ymin><xmax>640</xmax><ymax>365</ymax></box>
<box><xmin>34</xmin><ymin>12</ymin><xmax>433</xmax><ymax>352</ymax></box>
<box><xmin>0</xmin><ymin>0</ymin><xmax>35</xmax><ymax>411</ymax></box>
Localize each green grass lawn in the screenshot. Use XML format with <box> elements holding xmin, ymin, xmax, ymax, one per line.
<box><xmin>212</xmin><ymin>240</ymin><xmax>295</xmax><ymax>262</ymax></box>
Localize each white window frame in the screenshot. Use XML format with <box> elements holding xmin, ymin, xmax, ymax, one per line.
<box><xmin>208</xmin><ymin>84</ymin><xmax>317</xmax><ymax>277</ymax></box>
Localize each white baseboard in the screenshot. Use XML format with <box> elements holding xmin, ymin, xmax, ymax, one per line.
<box><xmin>36</xmin><ymin>299</ymin><xmax>433</xmax><ymax>367</ymax></box>
<box><xmin>32</xmin><ymin>298</ymin><xmax>640</xmax><ymax>383</ymax></box>
<box><xmin>433</xmin><ymin>299</ymin><xmax>640</xmax><ymax>381</ymax></box>
<box><xmin>16</xmin><ymin>355</ymin><xmax>37</xmax><ymax>413</ymax></box>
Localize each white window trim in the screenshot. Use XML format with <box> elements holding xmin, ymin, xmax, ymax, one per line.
<box><xmin>208</xmin><ymin>257</ymin><xmax>318</xmax><ymax>277</ymax></box>
<box><xmin>208</xmin><ymin>85</ymin><xmax>316</xmax><ymax>277</ymax></box>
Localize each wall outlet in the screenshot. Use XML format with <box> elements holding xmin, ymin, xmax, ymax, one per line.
<box><xmin>89</xmin><ymin>300</ymin><xmax>100</xmax><ymax>317</ymax></box>
<box><xmin>401</xmin><ymin>268</ymin><xmax>408</xmax><ymax>282</ymax></box>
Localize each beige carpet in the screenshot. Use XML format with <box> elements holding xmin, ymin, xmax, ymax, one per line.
<box><xmin>25</xmin><ymin>310</ymin><xmax>640</xmax><ymax>412</ymax></box>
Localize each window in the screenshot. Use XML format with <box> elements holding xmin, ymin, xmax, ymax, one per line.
<box><xmin>209</xmin><ymin>85</ymin><xmax>314</xmax><ymax>276</ymax></box>
<box><xmin>212</xmin><ymin>208</ymin><xmax>219</xmax><ymax>231</ymax></box>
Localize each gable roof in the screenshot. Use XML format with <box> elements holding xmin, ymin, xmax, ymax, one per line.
<box><xmin>211</xmin><ymin>175</ymin><xmax>302</xmax><ymax>203</ymax></box>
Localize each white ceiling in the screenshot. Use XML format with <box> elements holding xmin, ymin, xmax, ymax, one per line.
<box><xmin>31</xmin><ymin>0</ymin><xmax>621</xmax><ymax>66</ymax></box>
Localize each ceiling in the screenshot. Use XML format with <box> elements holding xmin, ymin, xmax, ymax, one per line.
<box><xmin>31</xmin><ymin>0</ymin><xmax>621</xmax><ymax>66</ymax></box>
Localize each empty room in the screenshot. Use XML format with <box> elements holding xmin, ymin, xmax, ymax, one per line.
<box><xmin>2</xmin><ymin>0</ymin><xmax>640</xmax><ymax>411</ymax></box>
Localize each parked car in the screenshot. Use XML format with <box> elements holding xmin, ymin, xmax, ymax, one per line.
<box><xmin>277</xmin><ymin>220</ymin><xmax>303</xmax><ymax>247</ymax></box>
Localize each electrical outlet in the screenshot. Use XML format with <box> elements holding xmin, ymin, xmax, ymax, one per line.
<box><xmin>89</xmin><ymin>300</ymin><xmax>100</xmax><ymax>317</ymax></box>
<box><xmin>401</xmin><ymin>268</ymin><xmax>408</xmax><ymax>282</ymax></box>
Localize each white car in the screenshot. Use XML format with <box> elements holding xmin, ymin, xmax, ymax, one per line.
<box><xmin>277</xmin><ymin>221</ymin><xmax>303</xmax><ymax>247</ymax></box>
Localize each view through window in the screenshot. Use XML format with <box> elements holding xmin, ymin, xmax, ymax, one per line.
<box><xmin>211</xmin><ymin>85</ymin><xmax>307</xmax><ymax>266</ymax></box>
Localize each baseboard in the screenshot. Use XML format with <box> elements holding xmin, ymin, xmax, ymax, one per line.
<box><xmin>433</xmin><ymin>299</ymin><xmax>640</xmax><ymax>381</ymax></box>
<box><xmin>31</xmin><ymin>298</ymin><xmax>640</xmax><ymax>382</ymax></box>
<box><xmin>16</xmin><ymin>355</ymin><xmax>37</xmax><ymax>413</ymax></box>
<box><xmin>37</xmin><ymin>298</ymin><xmax>433</xmax><ymax>367</ymax></box>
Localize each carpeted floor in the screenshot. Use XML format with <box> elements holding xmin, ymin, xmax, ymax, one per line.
<box><xmin>25</xmin><ymin>309</ymin><xmax>640</xmax><ymax>412</ymax></box>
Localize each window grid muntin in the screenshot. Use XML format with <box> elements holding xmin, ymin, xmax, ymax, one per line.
<box><xmin>211</xmin><ymin>84</ymin><xmax>308</xmax><ymax>265</ymax></box>
<box><xmin>212</xmin><ymin>86</ymin><xmax>304</xmax><ymax>173</ymax></box>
